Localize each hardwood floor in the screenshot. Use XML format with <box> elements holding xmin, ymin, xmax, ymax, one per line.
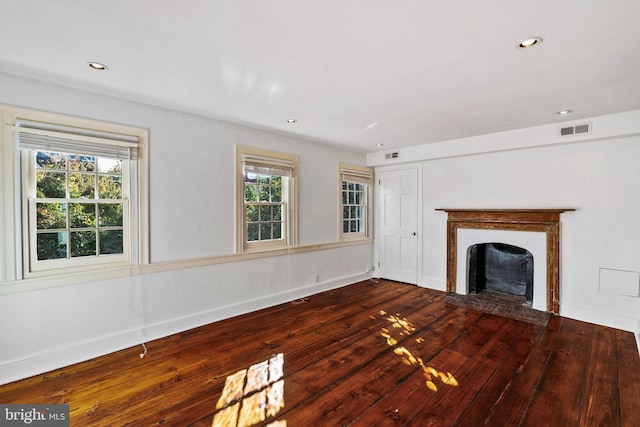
<box><xmin>1</xmin><ymin>279</ymin><xmax>638</xmax><ymax>426</ymax></box>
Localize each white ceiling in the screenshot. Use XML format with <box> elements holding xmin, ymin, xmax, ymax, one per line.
<box><xmin>1</xmin><ymin>1</ymin><xmax>639</xmax><ymax>153</ymax></box>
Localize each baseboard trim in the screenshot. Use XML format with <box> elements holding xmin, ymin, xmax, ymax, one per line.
<box><xmin>0</xmin><ymin>328</ymin><xmax>145</xmax><ymax>386</ymax></box>
<box><xmin>142</xmin><ymin>272</ymin><xmax>370</xmax><ymax>342</ymax></box>
<box><xmin>418</xmin><ymin>277</ymin><xmax>447</xmax><ymax>291</ymax></box>
<box><xmin>559</xmin><ymin>302</ymin><xmax>638</xmax><ymax>333</ymax></box>
<box><xmin>0</xmin><ymin>273</ymin><xmax>369</xmax><ymax>386</ymax></box>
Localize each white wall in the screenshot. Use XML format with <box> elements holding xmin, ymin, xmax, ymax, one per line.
<box><xmin>369</xmin><ymin>111</ymin><xmax>640</xmax><ymax>334</ymax></box>
<box><xmin>0</xmin><ymin>72</ymin><xmax>373</xmax><ymax>384</ymax></box>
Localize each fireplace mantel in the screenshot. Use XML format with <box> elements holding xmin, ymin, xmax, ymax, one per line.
<box><xmin>436</xmin><ymin>208</ymin><xmax>575</xmax><ymax>314</ymax></box>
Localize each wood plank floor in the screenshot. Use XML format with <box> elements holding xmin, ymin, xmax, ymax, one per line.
<box><xmin>1</xmin><ymin>279</ymin><xmax>638</xmax><ymax>426</ymax></box>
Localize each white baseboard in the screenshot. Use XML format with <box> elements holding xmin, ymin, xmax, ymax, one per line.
<box><xmin>559</xmin><ymin>302</ymin><xmax>638</xmax><ymax>333</ymax></box>
<box><xmin>418</xmin><ymin>277</ymin><xmax>447</xmax><ymax>292</ymax></box>
<box><xmin>0</xmin><ymin>328</ymin><xmax>145</xmax><ymax>386</ymax></box>
<box><xmin>0</xmin><ymin>273</ymin><xmax>368</xmax><ymax>386</ymax></box>
<box><xmin>141</xmin><ymin>273</ymin><xmax>369</xmax><ymax>342</ymax></box>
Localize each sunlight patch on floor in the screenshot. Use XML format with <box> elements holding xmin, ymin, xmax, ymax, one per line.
<box><xmin>212</xmin><ymin>353</ymin><xmax>286</xmax><ymax>427</ymax></box>
<box><xmin>379</xmin><ymin>310</ymin><xmax>459</xmax><ymax>392</ymax></box>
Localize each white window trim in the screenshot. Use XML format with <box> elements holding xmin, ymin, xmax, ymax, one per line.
<box><xmin>236</xmin><ymin>145</ymin><xmax>297</xmax><ymax>253</ymax></box>
<box><xmin>0</xmin><ymin>105</ymin><xmax>149</xmax><ymax>283</ymax></box>
<box><xmin>338</xmin><ymin>163</ymin><xmax>373</xmax><ymax>242</ymax></box>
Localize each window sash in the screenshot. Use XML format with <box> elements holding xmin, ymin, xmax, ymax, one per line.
<box><xmin>21</xmin><ymin>144</ymin><xmax>134</xmax><ymax>274</ymax></box>
<box><xmin>338</xmin><ymin>163</ymin><xmax>373</xmax><ymax>241</ymax></box>
<box><xmin>237</xmin><ymin>145</ymin><xmax>297</xmax><ymax>252</ymax></box>
<box><xmin>27</xmin><ymin>198</ymin><xmax>130</xmax><ymax>272</ymax></box>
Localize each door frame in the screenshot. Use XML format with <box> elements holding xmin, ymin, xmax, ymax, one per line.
<box><xmin>373</xmin><ymin>162</ymin><xmax>423</xmax><ymax>285</ymax></box>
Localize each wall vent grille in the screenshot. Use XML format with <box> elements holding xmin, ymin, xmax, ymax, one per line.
<box><xmin>385</xmin><ymin>151</ymin><xmax>399</xmax><ymax>160</ymax></box>
<box><xmin>559</xmin><ymin>123</ymin><xmax>591</xmax><ymax>137</ymax></box>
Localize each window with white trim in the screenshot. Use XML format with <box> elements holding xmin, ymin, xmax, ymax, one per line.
<box><xmin>0</xmin><ymin>107</ymin><xmax>148</xmax><ymax>281</ymax></box>
<box><xmin>339</xmin><ymin>163</ymin><xmax>373</xmax><ymax>241</ymax></box>
<box><xmin>236</xmin><ymin>145</ymin><xmax>297</xmax><ymax>252</ymax></box>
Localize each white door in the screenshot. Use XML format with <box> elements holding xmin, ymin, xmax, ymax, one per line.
<box><xmin>378</xmin><ymin>168</ymin><xmax>418</xmax><ymax>284</ymax></box>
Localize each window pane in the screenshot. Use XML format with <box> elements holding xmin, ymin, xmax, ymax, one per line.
<box><xmin>70</xmin><ymin>231</ymin><xmax>96</xmax><ymax>257</ymax></box>
<box><xmin>36</xmin><ymin>202</ymin><xmax>67</xmax><ymax>229</ymax></box>
<box><xmin>259</xmin><ymin>184</ymin><xmax>270</xmax><ymax>202</ymax></box>
<box><xmin>99</xmin><ymin>203</ymin><xmax>123</xmax><ymax>227</ymax></box>
<box><xmin>36</xmin><ymin>151</ymin><xmax>65</xmax><ymax>170</ymax></box>
<box><xmin>350</xmin><ymin>220</ymin><xmax>358</xmax><ymax>232</ymax></box>
<box><xmin>273</xmin><ymin>205</ymin><xmax>282</xmax><ymax>221</ymax></box>
<box><xmin>260</xmin><ymin>223</ymin><xmax>272</xmax><ymax>240</ymax></box>
<box><xmin>271</xmin><ymin>176</ymin><xmax>282</xmax><ymax>202</ymax></box>
<box><xmin>97</xmin><ymin>158</ymin><xmax>122</xmax><ymax>174</ymax></box>
<box><xmin>348</xmin><ymin>191</ymin><xmax>355</xmax><ymax>204</ymax></box>
<box><xmin>247</xmin><ymin>223</ymin><xmax>259</xmax><ymax>241</ymax></box>
<box><xmin>69</xmin><ymin>155</ymin><xmax>96</xmax><ymax>172</ymax></box>
<box><xmin>100</xmin><ymin>230</ymin><xmax>123</xmax><ymax>254</ymax></box>
<box><xmin>354</xmin><ymin>191</ymin><xmax>362</xmax><ymax>205</ymax></box>
<box><xmin>342</xmin><ymin>181</ymin><xmax>347</xmax><ymax>190</ymax></box>
<box><xmin>98</xmin><ymin>175</ymin><xmax>122</xmax><ymax>199</ymax></box>
<box><xmin>348</xmin><ymin>182</ymin><xmax>355</xmax><ymax>190</ymax></box>
<box><xmin>37</xmin><ymin>232</ymin><xmax>67</xmax><ymax>260</ymax></box>
<box><xmin>245</xmin><ymin>184</ymin><xmax>258</xmax><ymax>202</ymax></box>
<box><xmin>260</xmin><ymin>205</ymin><xmax>272</xmax><ymax>222</ymax></box>
<box><xmin>258</xmin><ymin>175</ymin><xmax>270</xmax><ymax>185</ymax></box>
<box><xmin>70</xmin><ymin>203</ymin><xmax>96</xmax><ymax>228</ymax></box>
<box><xmin>273</xmin><ymin>223</ymin><xmax>282</xmax><ymax>240</ymax></box>
<box><xmin>246</xmin><ymin>204</ymin><xmax>259</xmax><ymax>222</ymax></box>
<box><xmin>350</xmin><ymin>206</ymin><xmax>357</xmax><ymax>219</ymax></box>
<box><xmin>343</xmin><ymin>206</ymin><xmax>350</xmax><ymax>220</ymax></box>
<box><xmin>36</xmin><ymin>171</ymin><xmax>66</xmax><ymax>198</ymax></box>
<box><xmin>245</xmin><ymin>172</ymin><xmax>258</xmax><ymax>184</ymax></box>
<box><xmin>69</xmin><ymin>173</ymin><xmax>95</xmax><ymax>198</ymax></box>
<box><xmin>342</xmin><ymin>190</ymin><xmax>348</xmax><ymax>205</ymax></box>
<box><xmin>343</xmin><ymin>220</ymin><xmax>349</xmax><ymax>233</ymax></box>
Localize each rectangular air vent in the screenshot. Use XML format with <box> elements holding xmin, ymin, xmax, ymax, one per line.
<box><xmin>385</xmin><ymin>151</ymin><xmax>399</xmax><ymax>160</ymax></box>
<box><xmin>559</xmin><ymin>123</ymin><xmax>591</xmax><ymax>137</ymax></box>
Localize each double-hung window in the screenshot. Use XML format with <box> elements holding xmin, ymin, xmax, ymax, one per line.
<box><xmin>0</xmin><ymin>107</ymin><xmax>148</xmax><ymax>281</ymax></box>
<box><xmin>339</xmin><ymin>163</ymin><xmax>373</xmax><ymax>241</ymax></box>
<box><xmin>236</xmin><ymin>145</ymin><xmax>297</xmax><ymax>252</ymax></box>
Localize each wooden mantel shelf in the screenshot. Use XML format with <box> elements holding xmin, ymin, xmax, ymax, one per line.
<box><xmin>435</xmin><ymin>208</ymin><xmax>576</xmax><ymax>224</ymax></box>
<box><xmin>435</xmin><ymin>208</ymin><xmax>576</xmax><ymax>314</ymax></box>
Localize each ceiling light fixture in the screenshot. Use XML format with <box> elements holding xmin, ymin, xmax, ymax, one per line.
<box><xmin>518</xmin><ymin>37</ymin><xmax>543</xmax><ymax>48</ymax></box>
<box><xmin>88</xmin><ymin>62</ymin><xmax>108</xmax><ymax>70</ymax></box>
<box><xmin>556</xmin><ymin>109</ymin><xmax>573</xmax><ymax>115</ymax></box>
<box><xmin>286</xmin><ymin>118</ymin><xmax>297</xmax><ymax>123</ymax></box>
<box><xmin>375</xmin><ymin>143</ymin><xmax>384</xmax><ymax>147</ymax></box>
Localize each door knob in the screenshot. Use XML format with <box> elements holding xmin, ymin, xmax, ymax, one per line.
<box><xmin>411</xmin><ymin>232</ymin><xmax>417</xmax><ymax>236</ymax></box>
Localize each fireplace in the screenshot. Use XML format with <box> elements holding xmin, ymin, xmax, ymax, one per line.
<box><xmin>468</xmin><ymin>243</ymin><xmax>534</xmax><ymax>305</ymax></box>
<box><xmin>436</xmin><ymin>209</ymin><xmax>575</xmax><ymax>314</ymax></box>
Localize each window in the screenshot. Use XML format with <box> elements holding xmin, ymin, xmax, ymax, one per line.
<box><xmin>236</xmin><ymin>146</ymin><xmax>297</xmax><ymax>252</ymax></box>
<box><xmin>0</xmin><ymin>106</ymin><xmax>148</xmax><ymax>280</ymax></box>
<box><xmin>339</xmin><ymin>163</ymin><xmax>373</xmax><ymax>241</ymax></box>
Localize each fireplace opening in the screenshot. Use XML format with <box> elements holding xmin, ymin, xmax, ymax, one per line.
<box><xmin>467</xmin><ymin>243</ymin><xmax>534</xmax><ymax>305</ymax></box>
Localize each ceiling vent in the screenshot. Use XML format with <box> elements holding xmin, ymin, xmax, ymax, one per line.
<box><xmin>559</xmin><ymin>123</ymin><xmax>591</xmax><ymax>137</ymax></box>
<box><xmin>385</xmin><ymin>151</ymin><xmax>399</xmax><ymax>160</ymax></box>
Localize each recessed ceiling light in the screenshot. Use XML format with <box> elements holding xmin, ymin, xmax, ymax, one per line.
<box><xmin>88</xmin><ymin>62</ymin><xmax>108</xmax><ymax>70</ymax></box>
<box><xmin>286</xmin><ymin>118</ymin><xmax>297</xmax><ymax>123</ymax></box>
<box><xmin>375</xmin><ymin>143</ymin><xmax>384</xmax><ymax>147</ymax></box>
<box><xmin>518</xmin><ymin>37</ymin><xmax>543</xmax><ymax>48</ymax></box>
<box><xmin>556</xmin><ymin>109</ymin><xmax>573</xmax><ymax>115</ymax></box>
